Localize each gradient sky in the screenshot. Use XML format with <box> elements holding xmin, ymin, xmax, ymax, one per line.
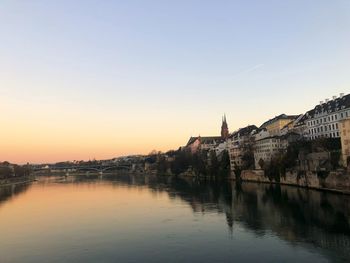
<box><xmin>1</xmin><ymin>0</ymin><xmax>350</xmax><ymax>164</ymax></box>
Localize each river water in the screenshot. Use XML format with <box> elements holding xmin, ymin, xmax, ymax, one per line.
<box><xmin>0</xmin><ymin>174</ymin><xmax>350</xmax><ymax>262</ymax></box>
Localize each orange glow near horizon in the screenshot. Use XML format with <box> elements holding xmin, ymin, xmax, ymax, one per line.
<box><xmin>0</xmin><ymin>98</ymin><xmax>235</xmax><ymax>164</ymax></box>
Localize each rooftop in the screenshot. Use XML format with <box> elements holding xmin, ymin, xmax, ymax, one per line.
<box><xmin>260</xmin><ymin>114</ymin><xmax>299</xmax><ymax>129</ymax></box>
<box><xmin>303</xmin><ymin>93</ymin><xmax>350</xmax><ymax>120</ymax></box>
<box><xmin>186</xmin><ymin>136</ymin><xmax>223</xmax><ymax>146</ymax></box>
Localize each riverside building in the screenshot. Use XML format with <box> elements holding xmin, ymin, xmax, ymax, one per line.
<box><xmin>228</xmin><ymin>125</ymin><xmax>257</xmax><ymax>171</ymax></box>
<box><xmin>340</xmin><ymin>118</ymin><xmax>350</xmax><ymax>166</ymax></box>
<box><xmin>186</xmin><ymin>115</ymin><xmax>229</xmax><ymax>154</ymax></box>
<box><xmin>304</xmin><ymin>93</ymin><xmax>350</xmax><ymax>140</ymax></box>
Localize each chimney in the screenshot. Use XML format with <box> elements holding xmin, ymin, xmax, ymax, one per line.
<box><xmin>319</xmin><ymin>101</ymin><xmax>323</xmax><ymax>105</ymax></box>
<box><xmin>340</xmin><ymin>93</ymin><xmax>344</xmax><ymax>98</ymax></box>
<box><xmin>332</xmin><ymin>96</ymin><xmax>337</xmax><ymax>100</ymax></box>
<box><xmin>325</xmin><ymin>98</ymin><xmax>329</xmax><ymax>103</ymax></box>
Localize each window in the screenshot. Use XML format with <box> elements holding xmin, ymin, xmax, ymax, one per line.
<box><xmin>336</xmin><ymin>123</ymin><xmax>338</xmax><ymax>129</ymax></box>
<box><xmin>331</xmin><ymin>116</ymin><xmax>334</xmax><ymax>121</ymax></box>
<box><xmin>324</xmin><ymin>118</ymin><xmax>326</xmax><ymax>122</ymax></box>
<box><xmin>332</xmin><ymin>124</ymin><xmax>335</xmax><ymax>130</ymax></box>
<box><xmin>325</xmin><ymin>126</ymin><xmax>328</xmax><ymax>131</ymax></box>
<box><xmin>335</xmin><ymin>115</ymin><xmax>338</xmax><ymax>120</ymax></box>
<box><xmin>341</xmin><ymin>113</ymin><xmax>344</xmax><ymax>118</ymax></box>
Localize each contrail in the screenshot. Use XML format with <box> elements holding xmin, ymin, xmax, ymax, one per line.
<box><xmin>232</xmin><ymin>64</ymin><xmax>265</xmax><ymax>79</ymax></box>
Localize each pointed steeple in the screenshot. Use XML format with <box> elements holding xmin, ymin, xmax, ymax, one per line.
<box><xmin>221</xmin><ymin>114</ymin><xmax>229</xmax><ymax>140</ymax></box>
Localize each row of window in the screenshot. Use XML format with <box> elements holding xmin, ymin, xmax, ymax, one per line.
<box><xmin>308</xmin><ymin>111</ymin><xmax>349</xmax><ymax>127</ymax></box>
<box><xmin>255</xmin><ymin>148</ymin><xmax>282</xmax><ymax>154</ymax></box>
<box><xmin>310</xmin><ymin>132</ymin><xmax>340</xmax><ymax>140</ymax></box>
<box><xmin>309</xmin><ymin>123</ymin><xmax>338</xmax><ymax>134</ymax></box>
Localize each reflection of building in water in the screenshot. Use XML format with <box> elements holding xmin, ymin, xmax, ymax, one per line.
<box><xmin>0</xmin><ymin>183</ymin><xmax>31</xmax><ymax>206</ymax></box>
<box><xmin>229</xmin><ymin>182</ymin><xmax>350</xmax><ymax>260</ymax></box>
<box><xmin>64</xmin><ymin>174</ymin><xmax>350</xmax><ymax>261</ymax></box>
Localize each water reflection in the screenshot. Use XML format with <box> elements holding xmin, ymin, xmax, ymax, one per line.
<box><xmin>0</xmin><ymin>183</ymin><xmax>31</xmax><ymax>206</ymax></box>
<box><xmin>1</xmin><ymin>174</ymin><xmax>350</xmax><ymax>262</ymax></box>
<box><xmin>96</xmin><ymin>174</ymin><xmax>350</xmax><ymax>260</ymax></box>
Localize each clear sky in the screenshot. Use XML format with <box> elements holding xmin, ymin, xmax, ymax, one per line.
<box><xmin>1</xmin><ymin>0</ymin><xmax>349</xmax><ymax>164</ymax></box>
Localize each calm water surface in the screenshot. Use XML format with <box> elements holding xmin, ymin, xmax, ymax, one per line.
<box><xmin>1</xmin><ymin>174</ymin><xmax>350</xmax><ymax>263</ymax></box>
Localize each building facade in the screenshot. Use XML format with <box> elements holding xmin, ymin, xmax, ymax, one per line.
<box><xmin>260</xmin><ymin>114</ymin><xmax>299</xmax><ymax>136</ymax></box>
<box><xmin>304</xmin><ymin>93</ymin><xmax>350</xmax><ymax>140</ymax></box>
<box><xmin>186</xmin><ymin>136</ymin><xmax>222</xmax><ymax>153</ymax></box>
<box><xmin>186</xmin><ymin>115</ymin><xmax>229</xmax><ymax>154</ymax></box>
<box><xmin>340</xmin><ymin>118</ymin><xmax>350</xmax><ymax>167</ymax></box>
<box><xmin>254</xmin><ymin>133</ymin><xmax>285</xmax><ymax>169</ymax></box>
<box><xmin>228</xmin><ymin>125</ymin><xmax>257</xmax><ymax>172</ymax></box>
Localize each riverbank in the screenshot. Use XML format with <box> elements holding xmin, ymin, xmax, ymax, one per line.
<box><xmin>237</xmin><ymin>170</ymin><xmax>350</xmax><ymax>195</ymax></box>
<box><xmin>0</xmin><ymin>176</ymin><xmax>36</xmax><ymax>187</ymax></box>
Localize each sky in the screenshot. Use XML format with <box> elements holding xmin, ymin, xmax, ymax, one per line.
<box><xmin>1</xmin><ymin>0</ymin><xmax>350</xmax><ymax>164</ymax></box>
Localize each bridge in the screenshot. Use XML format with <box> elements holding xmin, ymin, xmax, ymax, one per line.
<box><xmin>32</xmin><ymin>164</ymin><xmax>134</xmax><ymax>175</ymax></box>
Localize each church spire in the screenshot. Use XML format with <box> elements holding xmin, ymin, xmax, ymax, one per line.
<box><xmin>221</xmin><ymin>114</ymin><xmax>229</xmax><ymax>140</ymax></box>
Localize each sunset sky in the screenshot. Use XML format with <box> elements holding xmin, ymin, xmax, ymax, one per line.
<box><xmin>1</xmin><ymin>0</ymin><xmax>350</xmax><ymax>164</ymax></box>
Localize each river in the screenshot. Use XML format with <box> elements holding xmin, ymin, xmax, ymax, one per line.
<box><xmin>0</xmin><ymin>174</ymin><xmax>349</xmax><ymax>262</ymax></box>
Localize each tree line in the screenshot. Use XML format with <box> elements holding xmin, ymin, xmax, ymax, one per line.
<box><xmin>150</xmin><ymin>148</ymin><xmax>231</xmax><ymax>178</ymax></box>
<box><xmin>0</xmin><ymin>162</ymin><xmax>32</xmax><ymax>179</ymax></box>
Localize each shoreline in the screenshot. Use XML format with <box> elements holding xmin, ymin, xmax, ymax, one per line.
<box><xmin>233</xmin><ymin>170</ymin><xmax>350</xmax><ymax>195</ymax></box>
<box><xmin>233</xmin><ymin>178</ymin><xmax>350</xmax><ymax>195</ymax></box>
<box><xmin>0</xmin><ymin>176</ymin><xmax>36</xmax><ymax>187</ymax></box>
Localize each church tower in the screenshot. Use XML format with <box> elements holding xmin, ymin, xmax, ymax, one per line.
<box><xmin>221</xmin><ymin>114</ymin><xmax>229</xmax><ymax>140</ymax></box>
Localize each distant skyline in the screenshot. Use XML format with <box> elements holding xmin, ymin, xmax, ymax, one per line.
<box><xmin>1</xmin><ymin>0</ymin><xmax>350</xmax><ymax>163</ymax></box>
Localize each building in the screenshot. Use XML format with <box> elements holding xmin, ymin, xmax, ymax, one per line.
<box><xmin>280</xmin><ymin>114</ymin><xmax>304</xmax><ymax>136</ymax></box>
<box><xmin>289</xmin><ymin>114</ymin><xmax>309</xmax><ymax>138</ymax></box>
<box><xmin>304</xmin><ymin>93</ymin><xmax>350</xmax><ymax>140</ymax></box>
<box><xmin>221</xmin><ymin>114</ymin><xmax>229</xmax><ymax>140</ymax></box>
<box><xmin>228</xmin><ymin>125</ymin><xmax>257</xmax><ymax>171</ymax></box>
<box><xmin>215</xmin><ymin>140</ymin><xmax>228</xmax><ymax>158</ymax></box>
<box><xmin>186</xmin><ymin>136</ymin><xmax>223</xmax><ymax>153</ymax></box>
<box><xmin>260</xmin><ymin>114</ymin><xmax>299</xmax><ymax>136</ymax></box>
<box><xmin>185</xmin><ymin>115</ymin><xmax>229</xmax><ymax>153</ymax></box>
<box><xmin>253</xmin><ymin>129</ymin><xmax>286</xmax><ymax>169</ymax></box>
<box><xmin>340</xmin><ymin>118</ymin><xmax>350</xmax><ymax>167</ymax></box>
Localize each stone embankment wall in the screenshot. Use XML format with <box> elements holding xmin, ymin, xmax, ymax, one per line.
<box><xmin>239</xmin><ymin>170</ymin><xmax>350</xmax><ymax>193</ymax></box>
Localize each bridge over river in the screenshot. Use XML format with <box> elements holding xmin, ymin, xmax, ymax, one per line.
<box><xmin>32</xmin><ymin>163</ymin><xmax>134</xmax><ymax>175</ymax></box>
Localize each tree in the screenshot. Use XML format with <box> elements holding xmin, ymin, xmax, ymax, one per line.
<box><xmin>208</xmin><ymin>150</ymin><xmax>219</xmax><ymax>177</ymax></box>
<box><xmin>0</xmin><ymin>166</ymin><xmax>13</xmax><ymax>179</ymax></box>
<box><xmin>233</xmin><ymin>162</ymin><xmax>242</xmax><ymax>179</ymax></box>
<box><xmin>156</xmin><ymin>155</ymin><xmax>168</xmax><ymax>175</ymax></box>
<box><xmin>218</xmin><ymin>150</ymin><xmax>230</xmax><ymax>178</ymax></box>
<box><xmin>171</xmin><ymin>149</ymin><xmax>191</xmax><ymax>175</ymax></box>
<box><xmin>241</xmin><ymin>150</ymin><xmax>255</xmax><ymax>169</ymax></box>
<box><xmin>191</xmin><ymin>151</ymin><xmax>207</xmax><ymax>176</ymax></box>
<box><xmin>258</xmin><ymin>159</ymin><xmax>265</xmax><ymax>169</ymax></box>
